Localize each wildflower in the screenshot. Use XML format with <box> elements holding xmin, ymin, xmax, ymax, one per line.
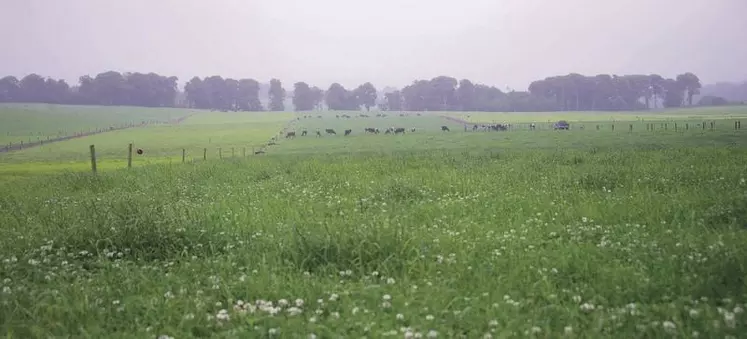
<box><xmin>216</xmin><ymin>309</ymin><xmax>230</xmax><ymax>321</ymax></box>
<box><xmin>564</xmin><ymin>326</ymin><xmax>573</xmax><ymax>334</ymax></box>
<box><xmin>387</xmin><ymin>277</ymin><xmax>396</xmax><ymax>285</ymax></box>
<box><xmin>427</xmin><ymin>330</ymin><xmax>438</xmax><ymax>338</ymax></box>
<box><xmin>295</xmin><ymin>298</ymin><xmax>304</xmax><ymax>307</ymax></box>
<box><xmin>425</xmin><ymin>314</ymin><xmax>434</xmax><ymax>321</ymax></box>
<box><xmin>662</xmin><ymin>321</ymin><xmax>676</xmax><ymax>332</ymax></box>
<box><xmin>396</xmin><ymin>313</ymin><xmax>405</xmax><ymax>320</ymax></box>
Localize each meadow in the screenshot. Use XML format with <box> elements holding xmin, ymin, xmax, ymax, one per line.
<box><xmin>1</xmin><ymin>105</ymin><xmax>747</xmax><ymax>338</ymax></box>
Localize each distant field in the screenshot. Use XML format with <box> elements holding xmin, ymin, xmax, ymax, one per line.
<box><xmin>0</xmin><ymin>107</ymin><xmax>293</xmax><ymax>180</ymax></box>
<box><xmin>446</xmin><ymin>105</ymin><xmax>747</xmax><ymax>124</ymax></box>
<box><xmin>1</xmin><ymin>105</ymin><xmax>747</xmax><ymax>337</ymax></box>
<box><xmin>0</xmin><ymin>103</ymin><xmax>201</xmax><ymax>145</ymax></box>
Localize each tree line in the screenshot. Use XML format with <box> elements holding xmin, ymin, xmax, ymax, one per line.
<box><xmin>0</xmin><ymin>70</ymin><xmax>734</xmax><ymax>112</ymax></box>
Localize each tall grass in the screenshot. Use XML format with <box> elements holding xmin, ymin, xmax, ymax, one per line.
<box><xmin>1</xmin><ymin>147</ymin><xmax>746</xmax><ymax>338</ymax></box>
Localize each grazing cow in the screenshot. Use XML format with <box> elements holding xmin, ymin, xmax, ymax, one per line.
<box><xmin>364</xmin><ymin>127</ymin><xmax>377</xmax><ymax>134</ymax></box>
<box><xmin>411</xmin><ymin>128</ymin><xmax>416</xmax><ymax>132</ymax></box>
<box><xmin>325</xmin><ymin>128</ymin><xmax>337</xmax><ymax>135</ymax></box>
<box><xmin>441</xmin><ymin>126</ymin><xmax>450</xmax><ymax>132</ymax></box>
<box><xmin>394</xmin><ymin>127</ymin><xmax>406</xmax><ymax>134</ymax></box>
<box><xmin>384</xmin><ymin>129</ymin><xmax>392</xmax><ymax>134</ymax></box>
<box><xmin>529</xmin><ymin>123</ymin><xmax>536</xmax><ymax>130</ymax></box>
<box><xmin>344</xmin><ymin>129</ymin><xmax>352</xmax><ymax>136</ymax></box>
<box><xmin>472</xmin><ymin>124</ymin><xmax>479</xmax><ymax>131</ymax></box>
<box><xmin>317</xmin><ymin>115</ymin><xmax>323</xmax><ymax>118</ymax></box>
<box><xmin>301</xmin><ymin>130</ymin><xmax>308</xmax><ymax>136</ymax></box>
<box><xmin>267</xmin><ymin>141</ymin><xmax>277</xmax><ymax>146</ymax></box>
<box><xmin>417</xmin><ymin>113</ymin><xmax>422</xmax><ymax>116</ymax></box>
<box><xmin>316</xmin><ymin>130</ymin><xmax>322</xmax><ymax>137</ymax></box>
<box><xmin>285</xmin><ymin>131</ymin><xmax>296</xmax><ymax>139</ymax></box>
<box><xmin>336</xmin><ymin>115</ymin><xmax>340</xmax><ymax>118</ymax></box>
<box><xmin>254</xmin><ymin>150</ymin><xmax>265</xmax><ymax>155</ymax></box>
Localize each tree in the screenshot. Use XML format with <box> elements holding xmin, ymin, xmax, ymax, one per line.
<box><xmin>353</xmin><ymin>82</ymin><xmax>377</xmax><ymax>111</ymax></box>
<box><xmin>676</xmin><ymin>72</ymin><xmax>702</xmax><ymax>106</ymax></box>
<box><xmin>268</xmin><ymin>79</ymin><xmax>285</xmax><ymax>111</ymax></box>
<box><xmin>325</xmin><ymin>83</ymin><xmax>349</xmax><ymax>110</ymax></box>
<box><xmin>457</xmin><ymin>79</ymin><xmax>476</xmax><ymax>111</ymax></box>
<box><xmin>237</xmin><ymin>79</ymin><xmax>263</xmax><ymax>111</ymax></box>
<box><xmin>292</xmin><ymin>82</ymin><xmax>315</xmax><ymax>111</ymax></box>
<box><xmin>311</xmin><ymin>86</ymin><xmax>324</xmax><ymax>110</ymax></box>
<box><xmin>0</xmin><ymin>76</ymin><xmax>20</xmax><ymax>102</ymax></box>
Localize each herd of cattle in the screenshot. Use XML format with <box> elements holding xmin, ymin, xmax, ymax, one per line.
<box><xmin>283</xmin><ymin>125</ymin><xmax>458</xmax><ymax>139</ymax></box>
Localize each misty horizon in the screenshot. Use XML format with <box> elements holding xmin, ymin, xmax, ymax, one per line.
<box><xmin>1</xmin><ymin>0</ymin><xmax>746</xmax><ymax>91</ymax></box>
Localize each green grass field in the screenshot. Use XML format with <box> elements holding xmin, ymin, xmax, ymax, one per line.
<box><xmin>0</xmin><ymin>103</ymin><xmax>203</xmax><ymax>146</ymax></box>
<box><xmin>1</xmin><ymin>106</ymin><xmax>747</xmax><ymax>338</ymax></box>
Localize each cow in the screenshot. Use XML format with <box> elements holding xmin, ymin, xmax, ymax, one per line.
<box><xmin>344</xmin><ymin>129</ymin><xmax>352</xmax><ymax>136</ymax></box>
<box><xmin>364</xmin><ymin>127</ymin><xmax>377</xmax><ymax>134</ymax></box>
<box><xmin>394</xmin><ymin>127</ymin><xmax>406</xmax><ymax>134</ymax></box>
<box><xmin>441</xmin><ymin>126</ymin><xmax>450</xmax><ymax>132</ymax></box>
<box><xmin>285</xmin><ymin>131</ymin><xmax>296</xmax><ymax>139</ymax></box>
<box><xmin>410</xmin><ymin>128</ymin><xmax>416</xmax><ymax>132</ymax></box>
<box><xmin>254</xmin><ymin>150</ymin><xmax>266</xmax><ymax>155</ymax></box>
<box><xmin>301</xmin><ymin>130</ymin><xmax>308</xmax><ymax>136</ymax></box>
<box><xmin>529</xmin><ymin>123</ymin><xmax>536</xmax><ymax>130</ymax></box>
<box><xmin>316</xmin><ymin>130</ymin><xmax>322</xmax><ymax>137</ymax></box>
<box><xmin>325</xmin><ymin>128</ymin><xmax>337</xmax><ymax>135</ymax></box>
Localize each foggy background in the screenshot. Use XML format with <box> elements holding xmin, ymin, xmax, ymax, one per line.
<box><xmin>1</xmin><ymin>0</ymin><xmax>745</xmax><ymax>90</ymax></box>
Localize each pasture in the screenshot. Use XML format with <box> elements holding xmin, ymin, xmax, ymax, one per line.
<box><xmin>1</xmin><ymin>105</ymin><xmax>747</xmax><ymax>338</ymax></box>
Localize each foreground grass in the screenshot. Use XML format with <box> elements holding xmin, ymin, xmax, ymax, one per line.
<box><xmin>1</xmin><ymin>146</ymin><xmax>747</xmax><ymax>338</ymax></box>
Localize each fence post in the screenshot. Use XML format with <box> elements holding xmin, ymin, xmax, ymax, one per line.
<box><xmin>232</xmin><ymin>147</ymin><xmax>235</xmax><ymax>158</ymax></box>
<box><xmin>242</xmin><ymin>147</ymin><xmax>246</xmax><ymax>158</ymax></box>
<box><xmin>675</xmin><ymin>123</ymin><xmax>677</xmax><ymax>131</ymax></box>
<box><xmin>203</xmin><ymin>148</ymin><xmax>207</xmax><ymax>160</ymax></box>
<box><xmin>710</xmin><ymin>121</ymin><xmax>715</xmax><ymax>130</ymax></box>
<box><xmin>90</xmin><ymin>145</ymin><xmax>97</xmax><ymax>174</ymax></box>
<box><xmin>612</xmin><ymin>124</ymin><xmax>615</xmax><ymax>131</ymax></box>
<box><xmin>686</xmin><ymin>123</ymin><xmax>689</xmax><ymax>130</ymax></box>
<box><xmin>665</xmin><ymin>123</ymin><xmax>668</xmax><ymax>130</ymax></box>
<box><xmin>182</xmin><ymin>149</ymin><xmax>186</xmax><ymax>163</ymax></box>
<box><xmin>127</xmin><ymin>143</ymin><xmax>133</xmax><ymax>168</ymax></box>
<box><xmin>20</xmin><ymin>141</ymin><xmax>23</xmax><ymax>149</ymax></box>
<box><xmin>219</xmin><ymin>148</ymin><xmax>222</xmax><ymax>159</ymax></box>
<box><xmin>629</xmin><ymin>124</ymin><xmax>633</xmax><ymax>132</ymax></box>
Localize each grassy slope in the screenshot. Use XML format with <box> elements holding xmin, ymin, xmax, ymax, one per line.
<box><xmin>1</xmin><ymin>107</ymin><xmax>747</xmax><ymax>338</ymax></box>
<box><xmin>0</xmin><ymin>110</ymin><xmax>293</xmax><ymax>181</ymax></box>
<box><xmin>0</xmin><ymin>103</ymin><xmax>202</xmax><ymax>145</ymax></box>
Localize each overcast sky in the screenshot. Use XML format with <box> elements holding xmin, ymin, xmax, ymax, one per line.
<box><xmin>1</xmin><ymin>0</ymin><xmax>745</xmax><ymax>90</ymax></box>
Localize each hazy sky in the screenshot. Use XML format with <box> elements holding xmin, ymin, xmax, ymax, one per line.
<box><xmin>1</xmin><ymin>0</ymin><xmax>745</xmax><ymax>90</ymax></box>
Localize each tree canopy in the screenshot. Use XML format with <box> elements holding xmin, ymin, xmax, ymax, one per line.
<box><xmin>0</xmin><ymin>70</ymin><xmax>724</xmax><ymax>112</ymax></box>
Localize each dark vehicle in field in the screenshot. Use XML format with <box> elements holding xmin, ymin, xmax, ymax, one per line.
<box><xmin>554</xmin><ymin>120</ymin><xmax>570</xmax><ymax>130</ymax></box>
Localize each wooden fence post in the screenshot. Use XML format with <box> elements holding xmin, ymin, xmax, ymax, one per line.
<box><xmin>612</xmin><ymin>124</ymin><xmax>615</xmax><ymax>131</ymax></box>
<box><xmin>232</xmin><ymin>147</ymin><xmax>235</xmax><ymax>158</ymax></box>
<box><xmin>219</xmin><ymin>148</ymin><xmax>222</xmax><ymax>159</ymax></box>
<box><xmin>127</xmin><ymin>143</ymin><xmax>133</xmax><ymax>168</ymax></box>
<box><xmin>20</xmin><ymin>141</ymin><xmax>23</xmax><ymax>149</ymax></box>
<box><xmin>710</xmin><ymin>121</ymin><xmax>715</xmax><ymax>130</ymax></box>
<box><xmin>629</xmin><ymin>124</ymin><xmax>633</xmax><ymax>132</ymax></box>
<box><xmin>242</xmin><ymin>147</ymin><xmax>246</xmax><ymax>157</ymax></box>
<box><xmin>203</xmin><ymin>148</ymin><xmax>207</xmax><ymax>160</ymax></box>
<box><xmin>686</xmin><ymin>123</ymin><xmax>689</xmax><ymax>130</ymax></box>
<box><xmin>182</xmin><ymin>149</ymin><xmax>186</xmax><ymax>163</ymax></box>
<box><xmin>90</xmin><ymin>145</ymin><xmax>97</xmax><ymax>174</ymax></box>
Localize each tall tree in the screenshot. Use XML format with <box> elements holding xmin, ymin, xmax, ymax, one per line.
<box><xmin>353</xmin><ymin>82</ymin><xmax>377</xmax><ymax>111</ymax></box>
<box><xmin>292</xmin><ymin>82</ymin><xmax>315</xmax><ymax>111</ymax></box>
<box><xmin>268</xmin><ymin>79</ymin><xmax>286</xmax><ymax>111</ymax></box>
